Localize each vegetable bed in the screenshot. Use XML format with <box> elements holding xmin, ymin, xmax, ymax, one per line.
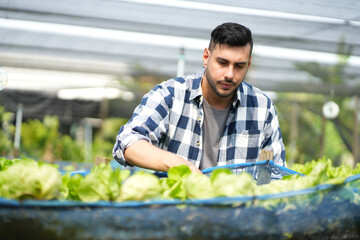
<box><xmin>0</xmin><ymin>157</ymin><xmax>360</xmax><ymax>240</ymax></box>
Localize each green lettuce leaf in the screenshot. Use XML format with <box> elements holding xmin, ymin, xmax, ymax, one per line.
<box><xmin>120</xmin><ymin>171</ymin><xmax>160</xmax><ymax>201</ymax></box>
<box><xmin>212</xmin><ymin>171</ymin><xmax>255</xmax><ymax>197</ymax></box>
<box><xmin>184</xmin><ymin>173</ymin><xmax>214</xmax><ymax>199</ymax></box>
<box><xmin>0</xmin><ymin>159</ymin><xmax>61</xmax><ymax>200</ymax></box>
<box><xmin>76</xmin><ymin>164</ymin><xmax>129</xmax><ymax>202</ymax></box>
<box><xmin>167</xmin><ymin>164</ymin><xmax>192</xmax><ymax>181</ymax></box>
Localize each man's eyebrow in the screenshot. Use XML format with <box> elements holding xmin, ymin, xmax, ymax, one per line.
<box><xmin>236</xmin><ymin>61</ymin><xmax>248</xmax><ymax>65</ymax></box>
<box><xmin>216</xmin><ymin>57</ymin><xmax>248</xmax><ymax>65</ymax></box>
<box><xmin>216</xmin><ymin>57</ymin><xmax>228</xmax><ymax>62</ymax></box>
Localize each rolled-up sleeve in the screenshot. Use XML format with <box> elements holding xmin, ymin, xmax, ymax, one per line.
<box><xmin>112</xmin><ymin>84</ymin><xmax>172</xmax><ymax>167</ymax></box>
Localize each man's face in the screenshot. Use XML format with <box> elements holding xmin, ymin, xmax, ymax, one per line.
<box><xmin>202</xmin><ymin>43</ymin><xmax>252</xmax><ymax>103</ymax></box>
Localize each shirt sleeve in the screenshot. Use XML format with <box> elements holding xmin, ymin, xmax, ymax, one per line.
<box><xmin>112</xmin><ymin>84</ymin><xmax>172</xmax><ymax>167</ymax></box>
<box><xmin>261</xmin><ymin>101</ymin><xmax>286</xmax><ymax>168</ymax></box>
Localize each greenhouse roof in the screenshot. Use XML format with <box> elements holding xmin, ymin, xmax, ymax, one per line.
<box><xmin>0</xmin><ymin>0</ymin><xmax>360</xmax><ymax>97</ymax></box>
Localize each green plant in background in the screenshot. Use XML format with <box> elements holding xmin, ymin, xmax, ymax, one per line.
<box><xmin>21</xmin><ymin>115</ymin><xmax>84</xmax><ymax>162</ymax></box>
<box><xmin>276</xmin><ymin>93</ymin><xmax>350</xmax><ymax>166</ymax></box>
<box><xmin>0</xmin><ymin>103</ymin><xmax>128</xmax><ymax>163</ymax></box>
<box><xmin>276</xmin><ymin>38</ymin><xmax>358</xmax><ymax>166</ymax></box>
<box><xmin>92</xmin><ymin>118</ymin><xmax>129</xmax><ymax>159</ymax></box>
<box><xmin>294</xmin><ymin>39</ymin><xmax>357</xmax><ymax>160</ymax></box>
<box><xmin>55</xmin><ymin>135</ymin><xmax>84</xmax><ymax>163</ymax></box>
<box><xmin>0</xmin><ymin>106</ymin><xmax>14</xmax><ymax>157</ymax></box>
<box><xmin>21</xmin><ymin>115</ymin><xmax>58</xmax><ymax>160</ymax></box>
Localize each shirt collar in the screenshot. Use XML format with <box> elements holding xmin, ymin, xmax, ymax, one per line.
<box><xmin>189</xmin><ymin>68</ymin><xmax>204</xmax><ymax>102</ymax></box>
<box><xmin>188</xmin><ymin>68</ymin><xmax>245</xmax><ymax>108</ymax></box>
<box><xmin>236</xmin><ymin>82</ymin><xmax>246</xmax><ymax>108</ymax></box>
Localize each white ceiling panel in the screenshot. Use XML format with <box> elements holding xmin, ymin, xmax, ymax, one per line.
<box><xmin>0</xmin><ymin>0</ymin><xmax>359</xmax><ymax>96</ymax></box>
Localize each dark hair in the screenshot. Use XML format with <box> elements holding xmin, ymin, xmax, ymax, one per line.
<box><xmin>209</xmin><ymin>22</ymin><xmax>253</xmax><ymax>56</ymax></box>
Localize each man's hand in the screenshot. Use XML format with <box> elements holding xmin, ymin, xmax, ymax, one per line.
<box><xmin>166</xmin><ymin>153</ymin><xmax>203</xmax><ymax>174</ymax></box>
<box><xmin>124</xmin><ymin>140</ymin><xmax>202</xmax><ymax>174</ymax></box>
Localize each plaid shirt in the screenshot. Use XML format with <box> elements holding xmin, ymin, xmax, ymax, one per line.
<box><xmin>113</xmin><ymin>68</ymin><xmax>286</xmax><ymax>170</ymax></box>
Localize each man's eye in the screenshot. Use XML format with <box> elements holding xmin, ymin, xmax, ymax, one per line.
<box><xmin>235</xmin><ymin>64</ymin><xmax>246</xmax><ymax>69</ymax></box>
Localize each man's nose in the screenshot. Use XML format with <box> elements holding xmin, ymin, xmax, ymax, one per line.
<box><xmin>224</xmin><ymin>66</ymin><xmax>234</xmax><ymax>80</ymax></box>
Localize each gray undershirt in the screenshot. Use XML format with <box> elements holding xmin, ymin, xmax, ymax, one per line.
<box><xmin>199</xmin><ymin>98</ymin><xmax>231</xmax><ymax>170</ymax></box>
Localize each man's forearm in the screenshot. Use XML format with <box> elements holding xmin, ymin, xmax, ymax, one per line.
<box><xmin>123</xmin><ymin>140</ymin><xmax>202</xmax><ymax>173</ymax></box>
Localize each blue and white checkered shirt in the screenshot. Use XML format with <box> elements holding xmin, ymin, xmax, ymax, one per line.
<box><xmin>113</xmin><ymin>68</ymin><xmax>286</xmax><ymax>170</ymax></box>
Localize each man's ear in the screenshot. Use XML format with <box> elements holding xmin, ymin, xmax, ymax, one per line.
<box><xmin>248</xmin><ymin>55</ymin><xmax>252</xmax><ymax>68</ymax></box>
<box><xmin>203</xmin><ymin>48</ymin><xmax>210</xmax><ymax>67</ymax></box>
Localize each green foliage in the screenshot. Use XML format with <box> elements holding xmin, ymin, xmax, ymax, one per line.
<box><xmin>1</xmin><ymin>157</ymin><xmax>359</xmax><ymax>210</ymax></box>
<box><xmin>167</xmin><ymin>164</ymin><xmax>191</xmax><ymax>180</ymax></box>
<box><xmin>291</xmin><ymin>157</ymin><xmax>360</xmax><ymax>179</ymax></box>
<box><xmin>211</xmin><ymin>169</ymin><xmax>254</xmax><ymax>197</ymax></box>
<box><xmin>97</xmin><ymin>118</ymin><xmax>128</xmax><ymax>141</ymax></box>
<box><xmin>323</xmin><ymin>122</ymin><xmax>349</xmax><ymax>162</ymax></box>
<box><xmin>0</xmin><ymin>104</ymin><xmax>129</xmax><ymax>163</ymax></box>
<box><xmin>0</xmin><ymin>106</ymin><xmax>14</xmax><ymax>156</ymax></box>
<box><xmin>184</xmin><ymin>173</ymin><xmax>214</xmax><ymax>199</ymax></box>
<box><xmin>0</xmin><ymin>158</ymin><xmax>61</xmax><ymax>200</ymax></box>
<box><xmin>286</xmin><ymin>38</ymin><xmax>359</xmax><ymax>165</ymax></box>
<box><xmin>20</xmin><ymin>116</ymin><xmax>83</xmax><ymax>162</ymax></box>
<box><xmin>160</xmin><ymin>164</ymin><xmax>192</xmax><ymax>200</ymax></box>
<box><xmin>55</xmin><ymin>135</ymin><xmax>84</xmax><ymax>162</ymax></box>
<box><xmin>120</xmin><ymin>171</ymin><xmax>160</xmax><ymax>201</ymax></box>
<box><xmin>21</xmin><ymin>116</ymin><xmax>58</xmax><ymax>155</ymax></box>
<box><xmin>0</xmin><ymin>157</ymin><xmax>15</xmax><ymax>171</ymax></box>
<box><xmin>75</xmin><ymin>164</ymin><xmax>130</xmax><ymax>202</ymax></box>
<box><xmin>60</xmin><ymin>173</ymin><xmax>83</xmax><ymax>201</ymax></box>
<box><xmin>275</xmin><ymin>93</ymin><xmax>352</xmax><ymax>165</ymax></box>
<box><xmin>92</xmin><ymin>118</ymin><xmax>129</xmax><ymax>159</ymax></box>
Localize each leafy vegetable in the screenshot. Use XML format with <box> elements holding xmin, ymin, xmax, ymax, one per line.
<box><xmin>160</xmin><ymin>178</ymin><xmax>185</xmax><ymax>200</ymax></box>
<box><xmin>211</xmin><ymin>169</ymin><xmax>255</xmax><ymax>197</ymax></box>
<box><xmin>75</xmin><ymin>164</ymin><xmax>130</xmax><ymax>202</ymax></box>
<box><xmin>0</xmin><ymin>157</ymin><xmax>359</xmax><ymax>210</ymax></box>
<box><xmin>0</xmin><ymin>159</ymin><xmax>61</xmax><ymax>200</ymax></box>
<box><xmin>160</xmin><ymin>164</ymin><xmax>192</xmax><ymax>200</ymax></box>
<box><xmin>184</xmin><ymin>173</ymin><xmax>214</xmax><ymax>199</ymax></box>
<box><xmin>167</xmin><ymin>164</ymin><xmax>191</xmax><ymax>181</ymax></box>
<box><xmin>120</xmin><ymin>171</ymin><xmax>160</xmax><ymax>201</ymax></box>
<box><xmin>60</xmin><ymin>173</ymin><xmax>83</xmax><ymax>201</ymax></box>
<box><xmin>0</xmin><ymin>157</ymin><xmax>15</xmax><ymax>171</ymax></box>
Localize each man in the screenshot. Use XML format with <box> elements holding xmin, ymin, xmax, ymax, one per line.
<box><xmin>113</xmin><ymin>22</ymin><xmax>286</xmax><ymax>174</ymax></box>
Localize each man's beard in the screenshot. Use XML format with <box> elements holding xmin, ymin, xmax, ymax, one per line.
<box><xmin>205</xmin><ymin>69</ymin><xmax>237</xmax><ymax>98</ymax></box>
